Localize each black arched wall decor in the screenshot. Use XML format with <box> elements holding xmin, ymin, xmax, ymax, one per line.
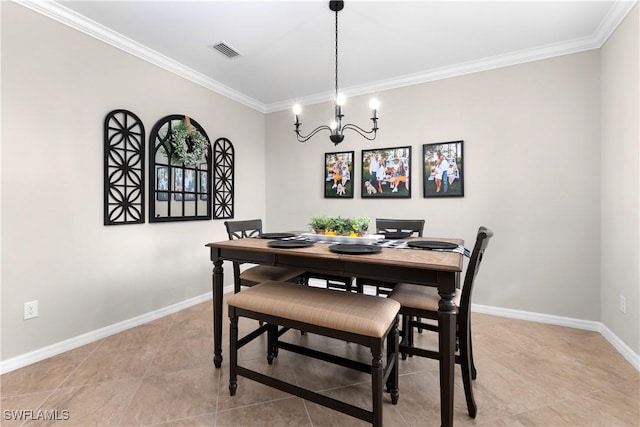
<box><xmin>213</xmin><ymin>137</ymin><xmax>235</xmax><ymax>219</ymax></box>
<box><xmin>149</xmin><ymin>115</ymin><xmax>212</xmax><ymax>222</ymax></box>
<box><xmin>104</xmin><ymin>109</ymin><xmax>145</xmax><ymax>225</ymax></box>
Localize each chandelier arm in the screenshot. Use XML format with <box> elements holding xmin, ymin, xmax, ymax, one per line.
<box><xmin>341</xmin><ymin>123</ymin><xmax>378</xmax><ymax>141</ymax></box>
<box><xmin>295</xmin><ymin>125</ymin><xmax>333</xmax><ymax>143</ymax></box>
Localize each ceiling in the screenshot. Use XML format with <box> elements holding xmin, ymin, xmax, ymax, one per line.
<box><xmin>25</xmin><ymin>1</ymin><xmax>637</xmax><ymax>112</ymax></box>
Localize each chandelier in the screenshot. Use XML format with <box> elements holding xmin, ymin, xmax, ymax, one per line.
<box><xmin>293</xmin><ymin>0</ymin><xmax>379</xmax><ymax>145</ymax></box>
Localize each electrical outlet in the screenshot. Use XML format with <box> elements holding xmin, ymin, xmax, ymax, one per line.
<box><xmin>619</xmin><ymin>295</ymin><xmax>626</xmax><ymax>314</ymax></box>
<box><xmin>24</xmin><ymin>300</ymin><xmax>38</xmax><ymax>320</ymax></box>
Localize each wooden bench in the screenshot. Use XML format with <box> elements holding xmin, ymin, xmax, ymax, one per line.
<box><xmin>227</xmin><ymin>281</ymin><xmax>401</xmax><ymax>427</ymax></box>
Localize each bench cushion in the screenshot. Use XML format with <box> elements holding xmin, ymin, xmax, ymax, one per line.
<box><xmin>227</xmin><ymin>281</ymin><xmax>400</xmax><ymax>338</ymax></box>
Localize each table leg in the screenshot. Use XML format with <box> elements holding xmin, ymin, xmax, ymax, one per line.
<box><xmin>438</xmin><ymin>291</ymin><xmax>456</xmax><ymax>427</ymax></box>
<box><xmin>213</xmin><ymin>259</ymin><xmax>224</xmax><ymax>368</ymax></box>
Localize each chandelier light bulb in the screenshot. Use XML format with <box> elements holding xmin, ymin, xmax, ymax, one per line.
<box><xmin>369</xmin><ymin>98</ymin><xmax>380</xmax><ymax>110</ymax></box>
<box><xmin>330</xmin><ymin>120</ymin><xmax>338</xmax><ymax>130</ymax></box>
<box><xmin>293</xmin><ymin>104</ymin><xmax>302</xmax><ymax>116</ymax></box>
<box><xmin>336</xmin><ymin>93</ymin><xmax>346</xmax><ymax>106</ymax></box>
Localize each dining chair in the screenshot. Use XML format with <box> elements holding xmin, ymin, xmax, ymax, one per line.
<box><xmin>355</xmin><ymin>218</ymin><xmax>425</xmax><ymax>295</ymax></box>
<box><xmin>387</xmin><ymin>226</ymin><xmax>493</xmax><ymax>418</ymax></box>
<box><xmin>224</xmin><ymin>219</ymin><xmax>307</xmax><ymax>293</ymax></box>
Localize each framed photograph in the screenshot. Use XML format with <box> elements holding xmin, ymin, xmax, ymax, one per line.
<box><xmin>173</xmin><ymin>168</ymin><xmax>183</xmax><ymax>201</ymax></box>
<box><xmin>361</xmin><ymin>146</ymin><xmax>411</xmax><ymax>198</ymax></box>
<box><xmin>184</xmin><ymin>169</ymin><xmax>196</xmax><ymax>200</ymax></box>
<box><xmin>198</xmin><ymin>163</ymin><xmax>208</xmax><ymax>201</ymax></box>
<box><xmin>324</xmin><ymin>151</ymin><xmax>354</xmax><ymax>198</ymax></box>
<box><xmin>174</xmin><ymin>168</ymin><xmax>197</xmax><ymax>201</ymax></box>
<box><xmin>156</xmin><ymin>166</ymin><xmax>169</xmax><ymax>201</ymax></box>
<box><xmin>423</xmin><ymin>140</ymin><xmax>464</xmax><ymax>198</ymax></box>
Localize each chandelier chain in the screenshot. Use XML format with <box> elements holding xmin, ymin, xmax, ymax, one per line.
<box><xmin>335</xmin><ymin>9</ymin><xmax>339</xmax><ymax>100</ymax></box>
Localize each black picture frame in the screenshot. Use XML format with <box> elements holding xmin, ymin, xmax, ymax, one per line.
<box><xmin>361</xmin><ymin>146</ymin><xmax>412</xmax><ymax>198</ymax></box>
<box><xmin>324</xmin><ymin>151</ymin><xmax>354</xmax><ymax>198</ymax></box>
<box><xmin>423</xmin><ymin>141</ymin><xmax>464</xmax><ymax>198</ymax></box>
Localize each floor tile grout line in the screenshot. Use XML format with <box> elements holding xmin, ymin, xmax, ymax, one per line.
<box><xmin>23</xmin><ymin>337</ymin><xmax>108</xmax><ymax>418</ymax></box>
<box><xmin>142</xmin><ymin>411</ymin><xmax>217</xmax><ymax>427</ymax></box>
<box><xmin>215</xmin><ymin>395</ymin><xmax>305</xmax><ymax>414</ymax></box>
<box><xmin>285</xmin><ymin>352</ymin><xmax>314</xmax><ymax>426</ymax></box>
<box><xmin>474</xmin><ymin>353</ymin><xmax>638</xmax><ymax>424</ymax></box>
<box><xmin>52</xmin><ymin>338</ymin><xmax>103</xmax><ymax>390</ymax></box>
<box><xmin>116</xmin><ymin>314</ymin><xmax>178</xmax><ymax>427</ymax></box>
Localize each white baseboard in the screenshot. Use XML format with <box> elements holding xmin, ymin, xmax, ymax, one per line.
<box><xmin>0</xmin><ymin>292</ymin><xmax>212</xmax><ymax>375</ymax></box>
<box><xmin>2</xmin><ymin>295</ymin><xmax>637</xmax><ymax>374</ymax></box>
<box><xmin>599</xmin><ymin>324</ymin><xmax>640</xmax><ymax>371</ymax></box>
<box><xmin>472</xmin><ymin>303</ymin><xmax>640</xmax><ymax>371</ymax></box>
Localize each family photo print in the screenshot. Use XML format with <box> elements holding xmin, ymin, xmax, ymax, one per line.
<box><xmin>361</xmin><ymin>146</ymin><xmax>411</xmax><ymax>198</ymax></box>
<box><xmin>423</xmin><ymin>141</ymin><xmax>464</xmax><ymax>198</ymax></box>
<box><xmin>324</xmin><ymin>151</ymin><xmax>354</xmax><ymax>198</ymax></box>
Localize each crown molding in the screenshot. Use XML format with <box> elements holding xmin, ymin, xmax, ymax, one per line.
<box><xmin>266</xmin><ymin>35</ymin><xmax>599</xmax><ymax>113</ymax></box>
<box><xmin>593</xmin><ymin>0</ymin><xmax>638</xmax><ymax>46</ymax></box>
<box><xmin>14</xmin><ymin>0</ymin><xmax>636</xmax><ymax>115</ymax></box>
<box><xmin>12</xmin><ymin>0</ymin><xmax>267</xmax><ymax>113</ymax></box>
<box><xmin>266</xmin><ymin>0</ymin><xmax>638</xmax><ymax>113</ymax></box>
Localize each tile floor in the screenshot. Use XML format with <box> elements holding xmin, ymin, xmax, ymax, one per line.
<box><xmin>1</xmin><ymin>295</ymin><xmax>638</xmax><ymax>426</ymax></box>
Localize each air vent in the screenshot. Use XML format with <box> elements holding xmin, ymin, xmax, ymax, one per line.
<box><xmin>210</xmin><ymin>42</ymin><xmax>241</xmax><ymax>59</ymax></box>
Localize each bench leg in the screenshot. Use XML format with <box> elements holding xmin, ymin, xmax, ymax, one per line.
<box><xmin>267</xmin><ymin>324</ymin><xmax>278</xmax><ymax>364</ymax></box>
<box><xmin>400</xmin><ymin>313</ymin><xmax>410</xmax><ymax>360</ymax></box>
<box><xmin>371</xmin><ymin>346</ymin><xmax>383</xmax><ymax>427</ymax></box>
<box><xmin>386</xmin><ymin>319</ymin><xmax>400</xmax><ymax>404</ymax></box>
<box><xmin>229</xmin><ymin>312</ymin><xmax>238</xmax><ymax>396</ymax></box>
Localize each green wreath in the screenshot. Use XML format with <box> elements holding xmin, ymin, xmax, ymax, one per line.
<box><xmin>162</xmin><ymin>120</ymin><xmax>209</xmax><ymax>167</ymax></box>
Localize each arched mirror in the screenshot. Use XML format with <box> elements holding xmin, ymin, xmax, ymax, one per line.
<box><xmin>149</xmin><ymin>115</ymin><xmax>212</xmax><ymax>222</ymax></box>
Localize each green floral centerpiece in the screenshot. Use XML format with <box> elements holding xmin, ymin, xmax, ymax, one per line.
<box><xmin>309</xmin><ymin>216</ymin><xmax>370</xmax><ymax>237</ymax></box>
<box><xmin>309</xmin><ymin>215</ymin><xmax>331</xmax><ymax>234</ymax></box>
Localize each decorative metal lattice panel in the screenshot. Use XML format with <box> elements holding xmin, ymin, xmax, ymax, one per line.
<box><xmin>104</xmin><ymin>109</ymin><xmax>145</xmax><ymax>225</ymax></box>
<box><xmin>213</xmin><ymin>138</ymin><xmax>235</xmax><ymax>219</ymax></box>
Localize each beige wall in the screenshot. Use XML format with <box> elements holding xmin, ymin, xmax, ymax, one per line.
<box><xmin>2</xmin><ymin>1</ymin><xmax>638</xmax><ymax>364</ymax></box>
<box><xmin>266</xmin><ymin>51</ymin><xmax>603</xmax><ymax>321</ymax></box>
<box><xmin>600</xmin><ymin>4</ymin><xmax>640</xmax><ymax>354</ymax></box>
<box><xmin>1</xmin><ymin>2</ymin><xmax>266</xmax><ymax>360</ymax></box>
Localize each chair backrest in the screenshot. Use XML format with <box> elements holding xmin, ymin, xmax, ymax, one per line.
<box><xmin>459</xmin><ymin>226</ymin><xmax>493</xmax><ymax>319</ymax></box>
<box><xmin>224</xmin><ymin>219</ymin><xmax>263</xmax><ymax>240</ymax></box>
<box><xmin>375</xmin><ymin>218</ymin><xmax>425</xmax><ymax>237</ymax></box>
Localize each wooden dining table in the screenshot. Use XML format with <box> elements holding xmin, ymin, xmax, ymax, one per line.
<box><xmin>206</xmin><ymin>236</ymin><xmax>464</xmax><ymax>427</ymax></box>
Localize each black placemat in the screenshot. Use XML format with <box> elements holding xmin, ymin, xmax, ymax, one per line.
<box><xmin>328</xmin><ymin>244</ymin><xmax>382</xmax><ymax>254</ymax></box>
<box><xmin>267</xmin><ymin>240</ymin><xmax>313</xmax><ymax>249</ymax></box>
<box><xmin>382</xmin><ymin>231</ymin><xmax>412</xmax><ymax>240</ymax></box>
<box><xmin>260</xmin><ymin>232</ymin><xmax>296</xmax><ymax>239</ymax></box>
<box><xmin>407</xmin><ymin>240</ymin><xmax>458</xmax><ymax>250</ymax></box>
